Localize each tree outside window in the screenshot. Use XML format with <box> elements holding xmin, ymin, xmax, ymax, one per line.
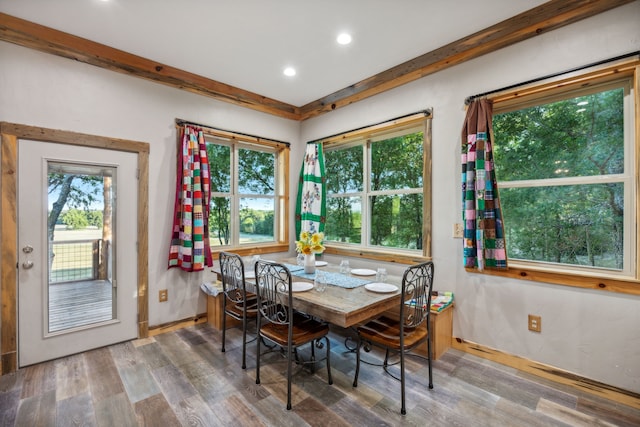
<box><xmin>322</xmin><ymin>113</ymin><xmax>430</xmax><ymax>258</ymax></box>
<box><xmin>493</xmin><ymin>81</ymin><xmax>633</xmax><ymax>276</ymax></box>
<box><xmin>207</xmin><ymin>138</ymin><xmax>279</xmax><ymax>247</ymax></box>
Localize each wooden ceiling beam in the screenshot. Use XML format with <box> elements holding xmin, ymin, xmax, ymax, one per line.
<box><xmin>0</xmin><ymin>12</ymin><xmax>301</xmax><ymax>120</ymax></box>
<box><xmin>0</xmin><ymin>0</ymin><xmax>634</xmax><ymax>121</ymax></box>
<box><xmin>299</xmin><ymin>0</ymin><xmax>636</xmax><ymax>120</ymax></box>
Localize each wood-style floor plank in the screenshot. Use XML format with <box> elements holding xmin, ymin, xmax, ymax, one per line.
<box><xmin>110</xmin><ymin>342</ymin><xmax>160</xmax><ymax>404</ymax></box>
<box><xmin>56</xmin><ymin>392</ymin><xmax>96</xmax><ymax>427</ymax></box>
<box><xmin>55</xmin><ymin>353</ymin><xmax>89</xmax><ymax>401</ymax></box>
<box><xmin>134</xmin><ymin>393</ymin><xmax>181</xmax><ymax>427</ymax></box>
<box><xmin>83</xmin><ymin>346</ymin><xmax>125</xmax><ymax>403</ymax></box>
<box><xmin>1</xmin><ymin>323</ymin><xmax>639</xmax><ymax>427</ymax></box>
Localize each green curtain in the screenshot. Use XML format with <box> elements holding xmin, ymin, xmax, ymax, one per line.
<box><xmin>461</xmin><ymin>99</ymin><xmax>507</xmax><ymax>270</ymax></box>
<box><xmin>295</xmin><ymin>142</ymin><xmax>326</xmax><ymax>238</ymax></box>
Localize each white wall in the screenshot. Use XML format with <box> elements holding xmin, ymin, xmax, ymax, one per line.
<box><xmin>301</xmin><ymin>3</ymin><xmax>640</xmax><ymax>393</ymax></box>
<box><xmin>1</xmin><ymin>3</ymin><xmax>639</xmax><ymax>393</ymax></box>
<box><xmin>0</xmin><ymin>41</ymin><xmax>300</xmax><ymax>327</ymax></box>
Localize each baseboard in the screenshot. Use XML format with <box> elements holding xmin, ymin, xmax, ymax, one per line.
<box><xmin>452</xmin><ymin>337</ymin><xmax>640</xmax><ymax>410</ymax></box>
<box><xmin>148</xmin><ymin>313</ymin><xmax>208</xmax><ymax>337</ymax></box>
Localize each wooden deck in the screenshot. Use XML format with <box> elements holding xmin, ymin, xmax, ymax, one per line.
<box><xmin>48</xmin><ymin>279</ymin><xmax>113</xmax><ymax>332</ymax></box>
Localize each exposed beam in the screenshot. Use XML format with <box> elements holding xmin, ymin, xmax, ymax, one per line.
<box><xmin>0</xmin><ymin>0</ymin><xmax>635</xmax><ymax>121</ymax></box>
<box><xmin>0</xmin><ymin>13</ymin><xmax>301</xmax><ymax>121</ymax></box>
<box><xmin>299</xmin><ymin>0</ymin><xmax>636</xmax><ymax>120</ymax></box>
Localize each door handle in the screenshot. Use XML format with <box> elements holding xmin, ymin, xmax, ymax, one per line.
<box><xmin>22</xmin><ymin>260</ymin><xmax>34</xmax><ymax>269</ymax></box>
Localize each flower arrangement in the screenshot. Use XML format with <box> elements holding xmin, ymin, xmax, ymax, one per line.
<box><xmin>296</xmin><ymin>231</ymin><xmax>325</xmax><ymax>255</ymax></box>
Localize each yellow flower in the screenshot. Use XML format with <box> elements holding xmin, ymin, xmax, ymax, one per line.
<box><xmin>296</xmin><ymin>231</ymin><xmax>325</xmax><ymax>255</ymax></box>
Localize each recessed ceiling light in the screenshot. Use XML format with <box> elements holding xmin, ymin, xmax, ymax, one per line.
<box><xmin>283</xmin><ymin>67</ymin><xmax>296</xmax><ymax>77</ymax></box>
<box><xmin>337</xmin><ymin>33</ymin><xmax>352</xmax><ymax>45</ymax></box>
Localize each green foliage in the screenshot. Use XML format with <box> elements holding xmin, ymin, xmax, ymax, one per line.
<box><xmin>207</xmin><ymin>142</ymin><xmax>276</xmax><ymax>246</ymax></box>
<box><xmin>239</xmin><ymin>149</ymin><xmax>275</xmax><ymax>194</ymax></box>
<box><xmin>324</xmin><ymin>131</ymin><xmax>424</xmax><ymax>250</ymax></box>
<box><xmin>87</xmin><ymin>210</ymin><xmax>103</xmax><ymax>227</ymax></box>
<box><xmin>47</xmin><ymin>173</ymin><xmax>103</xmax><ymax>241</ymax></box>
<box><xmin>61</xmin><ymin>209</ymin><xmax>89</xmax><ymax>230</ymax></box>
<box><xmin>493</xmin><ymin>87</ymin><xmax>625</xmax><ymax>269</ymax></box>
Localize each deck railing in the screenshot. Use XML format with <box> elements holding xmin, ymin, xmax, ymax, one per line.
<box><xmin>50</xmin><ymin>239</ymin><xmax>102</xmax><ymax>284</ymax></box>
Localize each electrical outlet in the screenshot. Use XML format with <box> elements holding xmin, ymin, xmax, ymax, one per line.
<box><xmin>159</xmin><ymin>289</ymin><xmax>168</xmax><ymax>302</ymax></box>
<box><xmin>453</xmin><ymin>223</ymin><xmax>464</xmax><ymax>238</ymax></box>
<box><xmin>528</xmin><ymin>314</ymin><xmax>541</xmax><ymax>332</ymax></box>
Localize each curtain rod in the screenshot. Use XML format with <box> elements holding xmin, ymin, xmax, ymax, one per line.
<box><xmin>307</xmin><ymin>108</ymin><xmax>432</xmax><ymax>144</ymax></box>
<box><xmin>175</xmin><ymin>118</ymin><xmax>290</xmax><ymax>147</ymax></box>
<box><xmin>464</xmin><ymin>51</ymin><xmax>640</xmax><ymax>105</ymax></box>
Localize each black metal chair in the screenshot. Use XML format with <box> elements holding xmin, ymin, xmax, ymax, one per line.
<box><xmin>219</xmin><ymin>252</ymin><xmax>258</xmax><ymax>369</ymax></box>
<box><xmin>254</xmin><ymin>260</ymin><xmax>333</xmax><ymax>410</ymax></box>
<box><xmin>352</xmin><ymin>261</ymin><xmax>435</xmax><ymax>415</ymax></box>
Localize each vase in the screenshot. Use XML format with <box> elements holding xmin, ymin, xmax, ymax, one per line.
<box><xmin>304</xmin><ymin>254</ymin><xmax>316</xmax><ymax>274</ymax></box>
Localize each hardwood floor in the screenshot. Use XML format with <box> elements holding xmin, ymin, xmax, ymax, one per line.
<box><xmin>1</xmin><ymin>323</ymin><xmax>639</xmax><ymax>426</ymax></box>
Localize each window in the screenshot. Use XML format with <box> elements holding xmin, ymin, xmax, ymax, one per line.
<box><xmin>490</xmin><ymin>60</ymin><xmax>638</xmax><ymax>289</ymax></box>
<box><xmin>205</xmin><ymin>131</ymin><xmax>289</xmax><ymax>254</ymax></box>
<box><xmin>321</xmin><ymin>112</ymin><xmax>432</xmax><ymax>261</ymax></box>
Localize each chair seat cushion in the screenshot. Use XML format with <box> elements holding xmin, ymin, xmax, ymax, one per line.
<box><xmin>225</xmin><ymin>295</ymin><xmax>258</xmax><ymax>319</ymax></box>
<box><xmin>357</xmin><ymin>315</ymin><xmax>427</xmax><ymax>350</ymax></box>
<box><xmin>260</xmin><ymin>313</ymin><xmax>329</xmax><ymax>347</ymax></box>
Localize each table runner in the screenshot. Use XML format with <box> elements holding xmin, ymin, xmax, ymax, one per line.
<box><xmin>290</xmin><ymin>269</ymin><xmax>373</xmax><ymax>289</ymax></box>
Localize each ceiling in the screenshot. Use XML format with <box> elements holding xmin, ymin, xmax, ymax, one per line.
<box><xmin>0</xmin><ymin>0</ymin><xmax>549</xmax><ymax>107</ymax></box>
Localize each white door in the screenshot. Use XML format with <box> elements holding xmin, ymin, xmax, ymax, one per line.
<box><xmin>18</xmin><ymin>139</ymin><xmax>138</xmax><ymax>367</ymax></box>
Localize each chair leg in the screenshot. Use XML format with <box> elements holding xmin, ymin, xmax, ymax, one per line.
<box><xmin>255</xmin><ymin>328</ymin><xmax>261</xmax><ymax>385</ymax></box>
<box><xmin>241</xmin><ymin>316</ymin><xmax>247</xmax><ymax>369</ymax></box>
<box><xmin>352</xmin><ymin>338</ymin><xmax>361</xmax><ymax>387</ymax></box>
<box><xmin>427</xmin><ymin>332</ymin><xmax>434</xmax><ymax>389</ymax></box>
<box><xmin>286</xmin><ymin>343</ymin><xmax>293</xmax><ymax>410</ymax></box>
<box><xmin>400</xmin><ymin>350</ymin><xmax>406</xmax><ymax>415</ymax></box>
<box><xmin>221</xmin><ymin>306</ymin><xmax>227</xmax><ymax>353</ymax></box>
<box><xmin>325</xmin><ymin>336</ymin><xmax>333</xmax><ymax>385</ymax></box>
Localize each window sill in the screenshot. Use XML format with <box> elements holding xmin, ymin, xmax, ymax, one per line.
<box><xmin>324</xmin><ymin>245</ymin><xmax>429</xmax><ymax>265</ymax></box>
<box><xmin>210</xmin><ymin>243</ymin><xmax>289</xmax><ymax>258</ymax></box>
<box><xmin>465</xmin><ymin>264</ymin><xmax>640</xmax><ymax>296</ymax></box>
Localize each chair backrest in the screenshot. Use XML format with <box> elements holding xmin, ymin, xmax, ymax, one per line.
<box><xmin>254</xmin><ymin>260</ymin><xmax>293</xmax><ymax>328</ymax></box>
<box><xmin>399</xmin><ymin>261</ymin><xmax>435</xmax><ymax>331</ymax></box>
<box><xmin>219</xmin><ymin>252</ymin><xmax>246</xmax><ymax>304</ymax></box>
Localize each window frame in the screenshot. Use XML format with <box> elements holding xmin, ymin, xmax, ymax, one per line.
<box><xmin>473</xmin><ymin>59</ymin><xmax>640</xmax><ymax>296</ymax></box>
<box><xmin>201</xmin><ymin>127</ymin><xmax>290</xmax><ymax>258</ymax></box>
<box><xmin>320</xmin><ymin>112</ymin><xmax>432</xmax><ymax>264</ymax></box>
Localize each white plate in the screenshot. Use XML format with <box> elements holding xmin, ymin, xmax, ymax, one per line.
<box><xmin>365</xmin><ymin>283</ymin><xmax>398</xmax><ymax>293</ymax></box>
<box><xmin>244</xmin><ymin>271</ymin><xmax>256</xmax><ymax>279</ymax></box>
<box><xmin>315</xmin><ymin>260</ymin><xmax>328</xmax><ymax>267</ymax></box>
<box><xmin>291</xmin><ymin>281</ymin><xmax>314</xmax><ymax>292</ymax></box>
<box><xmin>351</xmin><ymin>268</ymin><xmax>376</xmax><ymax>276</ymax></box>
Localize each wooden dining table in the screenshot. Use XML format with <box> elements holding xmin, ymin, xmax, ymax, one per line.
<box><xmin>217</xmin><ymin>257</ymin><xmax>402</xmax><ymax>328</ymax></box>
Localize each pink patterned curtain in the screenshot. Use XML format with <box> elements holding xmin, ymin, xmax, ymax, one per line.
<box><xmin>461</xmin><ymin>99</ymin><xmax>507</xmax><ymax>270</ymax></box>
<box><xmin>168</xmin><ymin>125</ymin><xmax>212</xmax><ymax>271</ymax></box>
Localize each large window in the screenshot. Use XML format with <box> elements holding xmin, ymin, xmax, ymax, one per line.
<box><xmin>321</xmin><ymin>112</ymin><xmax>431</xmax><ymax>261</ymax></box>
<box><xmin>205</xmin><ymin>131</ymin><xmax>289</xmax><ymax>254</ymax></box>
<box><xmin>490</xmin><ymin>62</ymin><xmax>638</xmax><ymax>288</ymax></box>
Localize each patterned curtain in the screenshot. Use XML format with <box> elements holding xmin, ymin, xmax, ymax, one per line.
<box><xmin>461</xmin><ymin>99</ymin><xmax>507</xmax><ymax>270</ymax></box>
<box><xmin>168</xmin><ymin>125</ymin><xmax>213</xmax><ymax>271</ymax></box>
<box><xmin>295</xmin><ymin>142</ymin><xmax>326</xmax><ymax>238</ymax></box>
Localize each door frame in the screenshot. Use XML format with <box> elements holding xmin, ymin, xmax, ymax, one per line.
<box><xmin>0</xmin><ymin>122</ymin><xmax>149</xmax><ymax>374</ymax></box>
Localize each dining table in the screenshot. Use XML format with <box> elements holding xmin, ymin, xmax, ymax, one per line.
<box><xmin>216</xmin><ymin>257</ymin><xmax>402</xmax><ymax>328</ymax></box>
